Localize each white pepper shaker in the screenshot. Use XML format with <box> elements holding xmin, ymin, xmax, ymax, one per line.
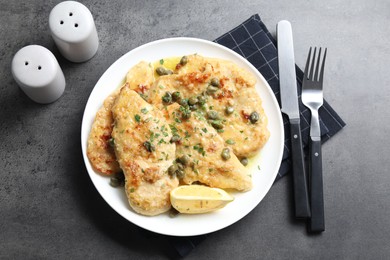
<box><xmin>49</xmin><ymin>1</ymin><xmax>99</xmax><ymax>63</ymax></box>
<box><xmin>11</xmin><ymin>45</ymin><xmax>66</xmax><ymax>104</ymax></box>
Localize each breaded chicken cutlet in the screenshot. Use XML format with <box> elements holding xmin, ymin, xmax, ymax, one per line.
<box><xmin>111</xmin><ymin>85</ymin><xmax>178</xmax><ymax>216</ymax></box>
<box><xmin>87</xmin><ymin>61</ymin><xmax>154</xmax><ymax>175</ymax></box>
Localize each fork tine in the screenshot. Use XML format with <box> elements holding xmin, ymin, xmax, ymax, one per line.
<box><xmin>308</xmin><ymin>47</ymin><xmax>317</xmax><ymax>81</ymax></box>
<box><xmin>304</xmin><ymin>47</ymin><xmax>312</xmax><ymax>80</ymax></box>
<box><xmin>319</xmin><ymin>48</ymin><xmax>327</xmax><ymax>84</ymax></box>
<box><xmin>314</xmin><ymin>48</ymin><xmax>322</xmax><ymax>81</ymax></box>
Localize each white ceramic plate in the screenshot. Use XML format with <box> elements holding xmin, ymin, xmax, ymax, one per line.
<box><xmin>81</xmin><ymin>37</ymin><xmax>284</xmax><ymax>236</ymax></box>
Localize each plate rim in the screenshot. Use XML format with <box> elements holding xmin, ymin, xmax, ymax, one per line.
<box><xmin>81</xmin><ymin>37</ymin><xmax>284</xmax><ymax>236</ymax></box>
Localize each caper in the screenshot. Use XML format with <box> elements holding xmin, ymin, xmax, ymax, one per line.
<box><xmin>240</xmin><ymin>157</ymin><xmax>249</xmax><ymax>166</ymax></box>
<box><xmin>110</xmin><ymin>172</ymin><xmax>125</xmax><ymax>187</ymax></box>
<box><xmin>172</xmin><ymin>91</ymin><xmax>181</xmax><ymax>102</ymax></box>
<box><xmin>143</xmin><ymin>141</ymin><xmax>155</xmax><ymax>152</ymax></box>
<box><xmin>189</xmin><ymin>104</ymin><xmax>198</xmax><ymax>111</ymax></box>
<box><xmin>210</xmin><ymin>120</ymin><xmax>224</xmax><ymax>130</ymax></box>
<box><xmin>116</xmin><ymin>171</ymin><xmax>125</xmax><ymax>180</ymax></box>
<box><xmin>170</xmin><ymin>134</ymin><xmax>181</xmax><ymax>143</ymax></box>
<box><xmin>177</xmin><ymin>162</ymin><xmax>184</xmax><ymax>171</ymax></box>
<box><xmin>180</xmin><ymin>106</ymin><xmax>191</xmax><ymax>119</ymax></box>
<box><xmin>168</xmin><ymin>164</ymin><xmax>178</xmax><ymax>176</ymax></box>
<box><xmin>249</xmin><ymin>111</ymin><xmax>259</xmax><ymax>124</ymax></box>
<box><xmin>189</xmin><ymin>161</ymin><xmax>195</xmax><ymax>169</ymax></box>
<box><xmin>198</xmin><ymin>95</ymin><xmax>207</xmax><ymax>105</ymax></box>
<box><xmin>210</xmin><ymin>77</ymin><xmax>220</xmax><ymax>87</ymax></box>
<box><xmin>178</xmin><ymin>155</ymin><xmax>190</xmax><ymax>166</ymax></box>
<box><xmin>225</xmin><ymin>106</ymin><xmax>234</xmax><ymax>115</ymax></box>
<box><xmin>156</xmin><ymin>66</ymin><xmax>167</xmax><ymax>76</ymax></box>
<box><xmin>176</xmin><ymin>170</ymin><xmax>185</xmax><ymax>179</ymax></box>
<box><xmin>109</xmin><ymin>177</ymin><xmax>121</xmax><ymax>187</ymax></box>
<box><xmin>206</xmin><ymin>85</ymin><xmax>219</xmax><ymax>95</ymax></box>
<box><xmin>188</xmin><ymin>97</ymin><xmax>198</xmax><ymax>105</ymax></box>
<box><xmin>221</xmin><ymin>148</ymin><xmax>231</xmax><ymax>160</ymax></box>
<box><xmin>179</xmin><ymin>98</ymin><xmax>189</xmax><ymax>107</ymax></box>
<box><xmin>182</xmin><ymin>113</ymin><xmax>191</xmax><ymax>120</ymax></box>
<box><xmin>162</xmin><ymin>92</ymin><xmax>172</xmax><ymax>104</ymax></box>
<box><xmin>180</xmin><ymin>56</ymin><xmax>188</xmax><ymax>66</ymax></box>
<box><xmin>108</xmin><ymin>137</ymin><xmax>115</xmax><ymax>147</ymax></box>
<box><xmin>207</xmin><ymin>110</ymin><xmax>219</xmax><ymax>120</ymax></box>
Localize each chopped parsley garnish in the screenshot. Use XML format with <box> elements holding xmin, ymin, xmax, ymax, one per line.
<box><xmin>149</xmin><ymin>131</ymin><xmax>155</xmax><ymax>142</ymax></box>
<box><xmin>226</xmin><ymin>139</ymin><xmax>235</xmax><ymax>145</ymax></box>
<box><xmin>139</xmin><ymin>93</ymin><xmax>148</xmax><ymax>101</ymax></box>
<box><xmin>169</xmin><ymin>124</ymin><xmax>178</xmax><ymax>134</ymax></box>
<box><xmin>141</xmin><ymin>108</ymin><xmax>148</xmax><ymax>114</ymax></box>
<box><xmin>159</xmin><ymin>59</ymin><xmax>164</xmax><ymax>65</ymax></box>
<box><xmin>193</xmin><ymin>144</ymin><xmax>206</xmax><ymax>156</ymax></box>
<box><xmin>194</xmin><ymin>110</ymin><xmax>206</xmax><ymax>121</ymax></box>
<box><xmin>135</xmin><ymin>114</ymin><xmax>141</xmax><ymax>122</ymax></box>
<box><xmin>202</xmin><ymin>128</ymin><xmax>208</xmax><ymax>133</ymax></box>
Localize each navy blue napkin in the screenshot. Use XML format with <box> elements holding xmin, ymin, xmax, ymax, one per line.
<box><xmin>164</xmin><ymin>14</ymin><xmax>345</xmax><ymax>258</ymax></box>
<box><xmin>215</xmin><ymin>14</ymin><xmax>345</xmax><ymax>180</ymax></box>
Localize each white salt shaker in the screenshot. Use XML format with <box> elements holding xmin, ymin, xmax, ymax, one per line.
<box><xmin>49</xmin><ymin>1</ymin><xmax>99</xmax><ymax>63</ymax></box>
<box><xmin>11</xmin><ymin>45</ymin><xmax>66</xmax><ymax>104</ymax></box>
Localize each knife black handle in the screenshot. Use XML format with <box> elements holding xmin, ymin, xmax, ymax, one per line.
<box><xmin>289</xmin><ymin>119</ymin><xmax>311</xmax><ymax>218</ymax></box>
<box><xmin>308</xmin><ymin>138</ymin><xmax>325</xmax><ymax>232</ymax></box>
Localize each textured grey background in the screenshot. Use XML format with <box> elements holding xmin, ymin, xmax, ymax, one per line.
<box><xmin>1</xmin><ymin>0</ymin><xmax>389</xmax><ymax>259</ymax></box>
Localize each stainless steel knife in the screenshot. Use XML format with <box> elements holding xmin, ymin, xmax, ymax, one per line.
<box><xmin>277</xmin><ymin>20</ymin><xmax>311</xmax><ymax>218</ymax></box>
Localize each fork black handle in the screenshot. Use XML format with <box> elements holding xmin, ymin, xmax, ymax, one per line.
<box><xmin>308</xmin><ymin>138</ymin><xmax>325</xmax><ymax>232</ymax></box>
<box><xmin>290</xmin><ymin>119</ymin><xmax>311</xmax><ymax>218</ymax></box>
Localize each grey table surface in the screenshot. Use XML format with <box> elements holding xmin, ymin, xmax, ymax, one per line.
<box><xmin>1</xmin><ymin>0</ymin><xmax>389</xmax><ymax>259</ymax></box>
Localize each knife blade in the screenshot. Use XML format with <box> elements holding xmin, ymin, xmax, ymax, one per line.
<box><xmin>277</xmin><ymin>20</ymin><xmax>311</xmax><ymax>218</ymax></box>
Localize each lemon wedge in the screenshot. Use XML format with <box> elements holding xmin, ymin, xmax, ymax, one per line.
<box><xmin>170</xmin><ymin>185</ymin><xmax>234</xmax><ymax>214</ymax></box>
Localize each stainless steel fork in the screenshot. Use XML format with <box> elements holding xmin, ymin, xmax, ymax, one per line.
<box><xmin>301</xmin><ymin>47</ymin><xmax>327</xmax><ymax>233</ymax></box>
